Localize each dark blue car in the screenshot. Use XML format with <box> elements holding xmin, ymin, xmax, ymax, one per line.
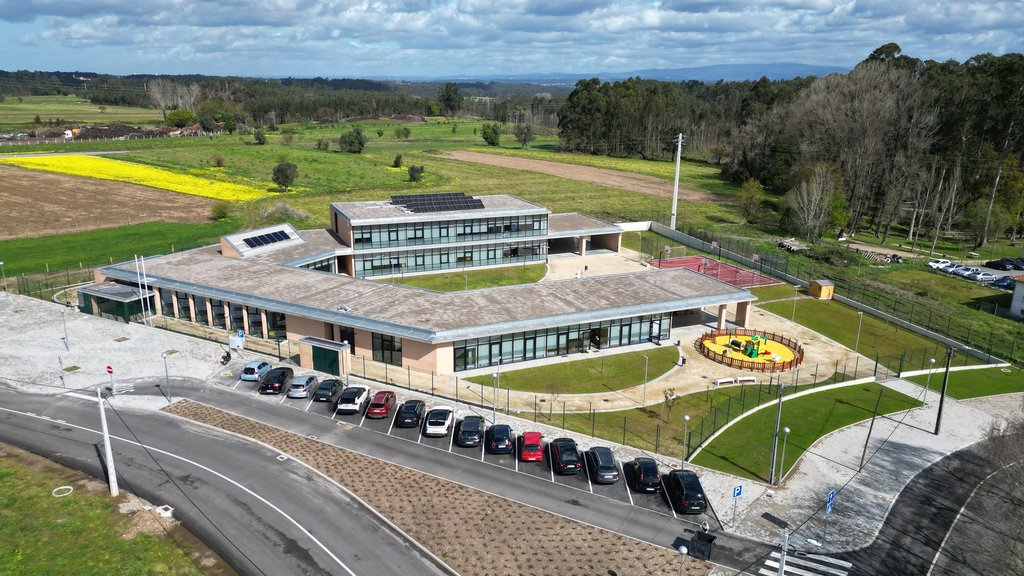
<box><xmin>992</xmin><ymin>276</ymin><xmax>1016</xmax><ymax>290</ymax></box>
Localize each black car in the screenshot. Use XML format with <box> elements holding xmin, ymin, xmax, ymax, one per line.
<box><xmin>985</xmin><ymin>259</ymin><xmax>1016</xmax><ymax>271</ymax></box>
<box><xmin>549</xmin><ymin>437</ymin><xmax>582</xmax><ymax>475</ymax></box>
<box><xmin>485</xmin><ymin>424</ymin><xmax>515</xmax><ymax>454</ymax></box>
<box><xmin>664</xmin><ymin>469</ymin><xmax>708</xmax><ymax>514</ymax></box>
<box><xmin>258</xmin><ymin>367</ymin><xmax>294</xmax><ymax>394</ymax></box>
<box><xmin>313</xmin><ymin>379</ymin><xmax>342</xmax><ymax>402</ymax></box>
<box><xmin>627</xmin><ymin>457</ymin><xmax>662</xmax><ymax>493</ymax></box>
<box><xmin>395</xmin><ymin>400</ymin><xmax>426</xmax><ymax>428</ymax></box>
<box><xmin>584</xmin><ymin>446</ymin><xmax>621</xmax><ymax>484</ymax></box>
<box><xmin>1011</xmin><ymin>258</ymin><xmax>1024</xmax><ymax>270</ymax></box>
<box><xmin>456</xmin><ymin>415</ymin><xmax>485</xmax><ymax>447</ymax></box>
<box><xmin>992</xmin><ymin>275</ymin><xmax>1017</xmax><ymax>290</ymax></box>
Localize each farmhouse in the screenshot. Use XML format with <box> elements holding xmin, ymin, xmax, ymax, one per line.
<box><xmin>78</xmin><ymin>193</ymin><xmax>756</xmax><ymax>375</ymax></box>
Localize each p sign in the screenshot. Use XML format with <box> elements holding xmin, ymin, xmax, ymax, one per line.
<box><xmin>733</xmin><ymin>485</ymin><xmax>743</xmax><ymax>499</ymax></box>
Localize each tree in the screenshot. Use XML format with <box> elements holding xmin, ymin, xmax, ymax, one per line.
<box><xmin>961</xmin><ymin>198</ymin><xmax>1012</xmax><ymax>247</ymax></box>
<box><xmin>481</xmin><ymin>123</ymin><xmax>501</xmax><ymax>146</ymax></box>
<box><xmin>392</xmin><ymin>154</ymin><xmax>403</xmax><ymax>168</ymax></box>
<box><xmin>408</xmin><ymin>165</ymin><xmax>425</xmax><ymax>182</ymax></box>
<box><xmin>198</xmin><ymin>113</ymin><xmax>218</xmax><ymax>132</ymax></box>
<box><xmin>738</xmin><ymin>178</ymin><xmax>765</xmax><ymax>222</ymax></box>
<box><xmin>272</xmin><ymin>161</ymin><xmax>298</xmax><ymax>191</ymax></box>
<box><xmin>340</xmin><ymin>127</ymin><xmax>367</xmax><ymax>153</ymax></box>
<box><xmin>437</xmin><ymin>82</ymin><xmax>463</xmax><ymax>116</ymax></box>
<box><xmin>166</xmin><ymin>109</ymin><xmax>198</xmax><ymax>128</ymax></box>
<box><xmin>514</xmin><ymin>123</ymin><xmax>534</xmax><ymax>148</ymax></box>
<box><xmin>253</xmin><ymin>129</ymin><xmax>266</xmax><ymax>145</ymax></box>
<box><xmin>783</xmin><ymin>163</ymin><xmax>846</xmax><ymax>239</ymax></box>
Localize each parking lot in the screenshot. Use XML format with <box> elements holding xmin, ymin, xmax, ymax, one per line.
<box><xmin>229</xmin><ymin>371</ymin><xmax>700</xmax><ymax>523</ymax></box>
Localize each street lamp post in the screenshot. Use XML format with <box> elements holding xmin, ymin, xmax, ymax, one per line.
<box><xmin>682</xmin><ymin>414</ymin><xmax>690</xmax><ymax>470</ymax></box>
<box><xmin>641</xmin><ymin>354</ymin><xmax>649</xmax><ymax>406</ymax></box>
<box><xmin>924</xmin><ymin>358</ymin><xmax>936</xmax><ymax>403</ymax></box>
<box><xmin>0</xmin><ymin>260</ymin><xmax>7</xmax><ymax>293</ymax></box>
<box><xmin>677</xmin><ymin>544</ymin><xmax>689</xmax><ymax>576</ymax></box>
<box><xmin>778</xmin><ymin>427</ymin><xmax>791</xmax><ymax>485</ymax></box>
<box><xmin>769</xmin><ymin>382</ymin><xmax>786</xmax><ymax>484</ymax></box>
<box><xmin>854</xmin><ymin>311</ymin><xmax>864</xmax><ymax>354</ymax></box>
<box><xmin>60</xmin><ymin>308</ymin><xmax>68</xmax><ymax>349</ymax></box>
<box><xmin>97</xmin><ymin>387</ymin><xmax>119</xmax><ymax>497</ymax></box>
<box><xmin>791</xmin><ymin>285</ymin><xmax>800</xmax><ymax>321</ymax></box>
<box><xmin>161</xmin><ymin>352</ymin><xmax>172</xmax><ymax>403</ymax></box>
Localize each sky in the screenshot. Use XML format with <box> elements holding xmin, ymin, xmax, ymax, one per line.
<box><xmin>0</xmin><ymin>0</ymin><xmax>1021</xmax><ymax>78</ymax></box>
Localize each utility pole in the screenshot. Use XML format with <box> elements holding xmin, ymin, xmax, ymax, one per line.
<box><xmin>934</xmin><ymin>347</ymin><xmax>954</xmax><ymax>435</ymax></box>
<box><xmin>768</xmin><ymin>383</ymin><xmax>785</xmax><ymax>484</ymax></box>
<box><xmin>670</xmin><ymin>134</ymin><xmax>684</xmax><ymax>230</ymax></box>
<box><xmin>97</xmin><ymin>387</ymin><xmax>119</xmax><ymax>497</ymax></box>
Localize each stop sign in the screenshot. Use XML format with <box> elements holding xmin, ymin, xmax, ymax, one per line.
<box><xmin>106</xmin><ymin>365</ymin><xmax>113</xmax><ymax>375</ymax></box>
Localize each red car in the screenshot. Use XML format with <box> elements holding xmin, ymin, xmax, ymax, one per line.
<box><xmin>519</xmin><ymin>431</ymin><xmax>544</xmax><ymax>462</ymax></box>
<box><xmin>365</xmin><ymin>391</ymin><xmax>396</xmax><ymax>418</ymax></box>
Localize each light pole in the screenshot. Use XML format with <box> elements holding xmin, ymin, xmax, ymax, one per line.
<box><xmin>791</xmin><ymin>284</ymin><xmax>800</xmax><ymax>321</ymax></box>
<box><xmin>682</xmin><ymin>414</ymin><xmax>690</xmax><ymax>470</ymax></box>
<box><xmin>60</xmin><ymin>308</ymin><xmax>68</xmax><ymax>349</ymax></box>
<box><xmin>677</xmin><ymin>544</ymin><xmax>689</xmax><ymax>576</ymax></box>
<box><xmin>0</xmin><ymin>260</ymin><xmax>6</xmax><ymax>293</ymax></box>
<box><xmin>768</xmin><ymin>382</ymin><xmax>786</xmax><ymax>484</ymax></box>
<box><xmin>161</xmin><ymin>352</ymin><xmax>172</xmax><ymax>403</ymax></box>
<box><xmin>641</xmin><ymin>354</ymin><xmax>649</xmax><ymax>406</ymax></box>
<box><xmin>778</xmin><ymin>426</ymin><xmax>791</xmax><ymax>485</ymax></box>
<box><xmin>854</xmin><ymin>311</ymin><xmax>864</xmax><ymax>354</ymax></box>
<box><xmin>924</xmin><ymin>357</ymin><xmax>936</xmax><ymax>403</ymax></box>
<box><xmin>492</xmin><ymin>371</ymin><xmax>499</xmax><ymax>422</ymax></box>
<box><xmin>97</xmin><ymin>387</ymin><xmax>119</xmax><ymax>497</ymax></box>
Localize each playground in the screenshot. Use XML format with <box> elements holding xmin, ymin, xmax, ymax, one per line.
<box><xmin>697</xmin><ymin>328</ymin><xmax>804</xmax><ymax>372</ymax></box>
<box><xmin>649</xmin><ymin>255</ymin><xmax>779</xmax><ymax>289</ymax></box>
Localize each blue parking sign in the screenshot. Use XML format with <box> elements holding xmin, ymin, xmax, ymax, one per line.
<box><xmin>733</xmin><ymin>485</ymin><xmax>742</xmax><ymax>498</ymax></box>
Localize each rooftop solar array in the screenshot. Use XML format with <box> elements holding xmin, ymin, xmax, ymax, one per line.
<box><xmin>242</xmin><ymin>229</ymin><xmax>292</xmax><ymax>249</ymax></box>
<box><xmin>390</xmin><ymin>192</ymin><xmax>485</xmax><ymax>213</ymax></box>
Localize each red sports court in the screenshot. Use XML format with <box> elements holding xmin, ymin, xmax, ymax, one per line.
<box><xmin>649</xmin><ymin>255</ymin><xmax>779</xmax><ymax>288</ymax></box>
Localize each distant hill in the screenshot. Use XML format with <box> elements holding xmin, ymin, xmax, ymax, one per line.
<box><xmin>414</xmin><ymin>63</ymin><xmax>848</xmax><ymax>84</ymax></box>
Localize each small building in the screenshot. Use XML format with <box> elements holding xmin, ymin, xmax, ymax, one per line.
<box><xmin>1010</xmin><ymin>276</ymin><xmax>1024</xmax><ymax>318</ymax></box>
<box><xmin>809</xmin><ymin>280</ymin><xmax>835</xmax><ymax>300</ymax></box>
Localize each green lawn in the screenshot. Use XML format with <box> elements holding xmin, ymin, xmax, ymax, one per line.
<box><xmin>906</xmin><ymin>366</ymin><xmax>1024</xmax><ymax>399</ymax></box>
<box><xmin>466</xmin><ymin>346</ymin><xmax>679</xmax><ymax>394</ymax></box>
<box><xmin>0</xmin><ymin>95</ymin><xmax>162</xmax><ymax>130</ymax></box>
<box><xmin>692</xmin><ymin>382</ymin><xmax>920</xmax><ymax>481</ymax></box>
<box><xmin>390</xmin><ymin>264</ymin><xmax>546</xmax><ymax>291</ymax></box>
<box><xmin>749</xmin><ymin>284</ymin><xmax>803</xmax><ymax>302</ymax></box>
<box><xmin>0</xmin><ymin>448</ymin><xmax>216</xmax><ymax>575</ymax></box>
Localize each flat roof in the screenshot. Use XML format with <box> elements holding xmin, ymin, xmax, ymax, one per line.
<box><xmin>547</xmin><ymin>213</ymin><xmax>622</xmax><ymax>238</ymax></box>
<box><xmin>332</xmin><ymin>194</ymin><xmax>549</xmax><ymax>225</ymax></box>
<box><xmin>104</xmin><ymin>244</ymin><xmax>754</xmax><ymax>343</ymax></box>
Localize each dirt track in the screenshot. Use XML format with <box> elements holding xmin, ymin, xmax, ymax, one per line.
<box><xmin>443</xmin><ymin>151</ymin><xmax>716</xmax><ymax>201</ymax></box>
<box><xmin>0</xmin><ymin>164</ymin><xmax>214</xmax><ymax>240</ymax></box>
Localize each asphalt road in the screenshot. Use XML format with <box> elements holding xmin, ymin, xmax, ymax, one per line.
<box><xmin>0</xmin><ymin>388</ymin><xmax>451</xmax><ymax>576</ymax></box>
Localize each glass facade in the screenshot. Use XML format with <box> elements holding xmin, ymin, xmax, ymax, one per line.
<box><xmin>453</xmin><ymin>313</ymin><xmax>671</xmax><ymax>372</ymax></box>
<box><xmin>372</xmin><ymin>332</ymin><xmax>402</xmax><ymax>366</ymax></box>
<box><xmin>354</xmin><ymin>240</ymin><xmax>546</xmax><ymax>277</ymax></box>
<box><xmin>353</xmin><ymin>215</ymin><xmax>547</xmax><ymax>249</ymax></box>
<box><xmin>299</xmin><ymin>257</ymin><xmax>334</xmax><ymax>273</ymax></box>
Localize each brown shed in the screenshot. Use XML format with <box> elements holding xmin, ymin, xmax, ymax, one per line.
<box><xmin>809</xmin><ymin>279</ymin><xmax>835</xmax><ymax>300</ymax></box>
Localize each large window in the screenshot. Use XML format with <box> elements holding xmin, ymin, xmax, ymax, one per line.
<box><xmin>372</xmin><ymin>333</ymin><xmax>402</xmax><ymax>366</ymax></box>
<box><xmin>349</xmin><ymin>214</ymin><xmax>547</xmax><ymax>250</ymax></box>
<box><xmin>353</xmin><ymin>240</ymin><xmax>546</xmax><ymax>278</ymax></box>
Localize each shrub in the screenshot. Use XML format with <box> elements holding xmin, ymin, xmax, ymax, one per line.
<box><xmin>259</xmin><ymin>202</ymin><xmax>310</xmax><ymax>222</ymax></box>
<box><xmin>211</xmin><ymin>153</ymin><xmax>225</xmax><ymax>167</ymax></box>
<box><xmin>281</xmin><ymin>133</ymin><xmax>294</xmax><ymax>145</ymax></box>
<box><xmin>316</xmin><ymin>138</ymin><xmax>330</xmax><ymax>151</ymax></box>
<box><xmin>392</xmin><ymin>154</ymin><xmax>403</xmax><ymax>168</ymax></box>
<box><xmin>166</xmin><ymin>109</ymin><xmax>198</xmax><ymax>128</ymax></box>
<box><xmin>272</xmin><ymin>161</ymin><xmax>298</xmax><ymax>191</ymax></box>
<box><xmin>253</xmin><ymin>129</ymin><xmax>266</xmax><ymax>145</ymax></box>
<box><xmin>376</xmin><ymin>129</ymin><xmax>384</xmax><ymax>137</ymax></box>
<box><xmin>340</xmin><ymin>127</ymin><xmax>367</xmax><ymax>153</ymax></box>
<box><xmin>481</xmin><ymin>123</ymin><xmax>501</xmax><ymax>146</ymax></box>
<box><xmin>210</xmin><ymin>201</ymin><xmax>231</xmax><ymax>220</ymax></box>
<box><xmin>408</xmin><ymin>165</ymin><xmax>425</xmax><ymax>182</ymax></box>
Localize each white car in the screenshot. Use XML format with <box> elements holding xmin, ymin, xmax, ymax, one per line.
<box><xmin>335</xmin><ymin>384</ymin><xmax>370</xmax><ymax>414</ymax></box>
<box><xmin>423</xmin><ymin>406</ymin><xmax>454</xmax><ymax>437</ymax></box>
<box><xmin>943</xmin><ymin>263</ymin><xmax>966</xmax><ymax>275</ymax></box>
<box><xmin>927</xmin><ymin>258</ymin><xmax>951</xmax><ymax>270</ymax></box>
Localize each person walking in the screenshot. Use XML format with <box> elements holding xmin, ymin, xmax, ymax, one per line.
<box><xmin>700</xmin><ymin>520</ymin><xmax>710</xmax><ymax>534</ymax></box>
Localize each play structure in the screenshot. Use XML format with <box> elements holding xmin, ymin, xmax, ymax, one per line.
<box><xmin>696</xmin><ymin>328</ymin><xmax>804</xmax><ymax>372</ymax></box>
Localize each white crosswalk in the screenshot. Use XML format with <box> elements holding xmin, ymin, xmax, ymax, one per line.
<box><xmin>758</xmin><ymin>551</ymin><xmax>853</xmax><ymax>576</ymax></box>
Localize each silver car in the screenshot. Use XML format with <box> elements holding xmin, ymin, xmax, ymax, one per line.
<box><xmin>287</xmin><ymin>375</ymin><xmax>319</xmax><ymax>398</ymax></box>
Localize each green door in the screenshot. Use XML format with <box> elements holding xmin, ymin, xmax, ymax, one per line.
<box><xmin>312</xmin><ymin>345</ymin><xmax>340</xmax><ymax>376</ymax></box>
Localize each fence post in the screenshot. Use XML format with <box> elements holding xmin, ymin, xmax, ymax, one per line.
<box><xmin>622</xmin><ymin>416</ymin><xmax>627</xmax><ymax>444</ymax></box>
<box><xmin>407</xmin><ymin>366</ymin><xmax>411</xmax><ymax>389</ymax></box>
<box><xmin>874</xmin><ymin>354</ymin><xmax>879</xmax><ymax>377</ymax></box>
<box><xmin>655</xmin><ymin>424</ymin><xmax>660</xmax><ymax>453</ymax></box>
<box><xmin>562</xmin><ymin>402</ymin><xmax>566</xmax><ymax>429</ymax></box>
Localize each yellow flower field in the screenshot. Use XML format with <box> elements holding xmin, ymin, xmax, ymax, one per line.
<box><xmin>0</xmin><ymin>154</ymin><xmax>268</xmax><ymax>201</ymax></box>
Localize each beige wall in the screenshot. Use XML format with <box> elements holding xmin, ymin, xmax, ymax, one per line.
<box><xmin>285</xmin><ymin>314</ymin><xmax>332</xmax><ymax>341</ymax></box>
<box><xmin>352</xmin><ymin>329</ymin><xmax>373</xmax><ymax>358</ymax></box>
<box><xmin>219</xmin><ymin>238</ymin><xmax>242</xmax><ymax>259</ymax></box>
<box><xmin>592</xmin><ymin>232</ymin><xmax>621</xmax><ymax>252</ymax></box>
<box><xmin>333</xmin><ymin>209</ymin><xmax>354</xmax><ymax>247</ymax></box>
<box><xmin>401</xmin><ymin>339</ymin><xmax>451</xmax><ymax>373</ymax></box>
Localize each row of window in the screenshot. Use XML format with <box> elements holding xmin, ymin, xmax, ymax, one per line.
<box><xmin>453</xmin><ymin>313</ymin><xmax>672</xmax><ymax>371</ymax></box>
<box><xmin>350</xmin><ymin>215</ymin><xmax>547</xmax><ymax>249</ymax></box>
<box><xmin>353</xmin><ymin>241</ymin><xmax>547</xmax><ymax>277</ymax></box>
<box><xmin>157</xmin><ymin>289</ymin><xmax>286</xmax><ymax>338</ymax></box>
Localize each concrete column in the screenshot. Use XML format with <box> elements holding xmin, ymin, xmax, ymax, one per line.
<box><xmin>186</xmin><ymin>294</ymin><xmax>196</xmax><ymax>323</ymax></box>
<box><xmin>717</xmin><ymin>303</ymin><xmax>728</xmax><ymax>330</ymax></box>
<box><xmin>260</xmin><ymin>309</ymin><xmax>269</xmax><ymax>339</ymax></box>
<box><xmin>170</xmin><ymin>291</ymin><xmax>180</xmax><ymax>319</ymax></box>
<box><xmin>735</xmin><ymin>301</ymin><xmax>752</xmax><ymax>327</ymax></box>
<box><xmin>579</xmin><ymin>236</ymin><xmax>588</xmax><ymax>256</ymax></box>
<box><xmin>152</xmin><ymin>287</ymin><xmax>163</xmax><ymax>316</ymax></box>
<box><xmin>204</xmin><ymin>298</ymin><xmax>214</xmax><ymax>326</ymax></box>
<box><xmin>241</xmin><ymin>305</ymin><xmax>250</xmax><ymax>335</ymax></box>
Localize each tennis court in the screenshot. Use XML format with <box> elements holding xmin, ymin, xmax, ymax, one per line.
<box><xmin>649</xmin><ymin>255</ymin><xmax>779</xmax><ymax>288</ymax></box>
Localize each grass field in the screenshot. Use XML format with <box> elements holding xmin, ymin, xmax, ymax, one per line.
<box><xmin>906</xmin><ymin>366</ymin><xmax>1024</xmax><ymax>399</ymax></box>
<box><xmin>691</xmin><ymin>382</ymin><xmax>920</xmax><ymax>481</ymax></box>
<box><xmin>0</xmin><ymin>444</ymin><xmax>223</xmax><ymax>576</ymax></box>
<box><xmin>391</xmin><ymin>264</ymin><xmax>546</xmax><ymax>291</ymax></box>
<box><xmin>0</xmin><ymin>95</ymin><xmax>162</xmax><ymax>129</ymax></box>
<box><xmin>466</xmin><ymin>347</ymin><xmax>679</xmax><ymax>394</ymax></box>
<box><xmin>749</xmin><ymin>283</ymin><xmax>803</xmax><ymax>302</ymax></box>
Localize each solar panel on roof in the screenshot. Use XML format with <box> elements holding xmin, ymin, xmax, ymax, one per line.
<box><xmin>240</xmin><ymin>228</ymin><xmax>293</xmax><ymax>250</ymax></box>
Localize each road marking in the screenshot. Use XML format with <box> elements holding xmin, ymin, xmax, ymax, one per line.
<box><xmin>805</xmin><ymin>554</ymin><xmax>852</xmax><ymax>568</ymax></box>
<box><xmin>417</xmin><ymin>427</ymin><xmax>423</xmax><ymax>444</ymax></box>
<box><xmin>548</xmin><ymin>445</ymin><xmax>555</xmax><ymax>482</ymax></box>
<box><xmin>358</xmin><ymin>410</ymin><xmax>367</xmax><ymax>428</ymax></box>
<box><xmin>304</xmin><ymin>398</ymin><xmax>314</xmax><ymax>412</ymax></box>
<box><xmin>622</xmin><ymin>464</ymin><xmax>634</xmax><ymax>505</ymax></box>
<box><xmin>232</xmin><ymin>379</ymin><xmax>243</xmax><ymax>390</ymax></box>
<box><xmin>582</xmin><ymin>454</ymin><xmax>593</xmax><ymax>493</ymax></box>
<box><xmin>448</xmin><ymin>432</ymin><xmax>455</xmax><ymax>453</ymax></box>
<box><xmin>63</xmin><ymin>392</ymin><xmax>94</xmax><ymax>401</ymax></box>
<box><xmin>480</xmin><ymin>443</ymin><xmax>485</xmax><ymax>462</ymax></box>
<box><xmin>662</xmin><ymin>479</ymin><xmax>676</xmax><ymax>519</ymax></box>
<box><xmin>387</xmin><ymin>416</ymin><xmax>396</xmax><ymax>436</ymax></box>
<box><xmin>278</xmin><ymin>394</ymin><xmax>287</xmax><ymax>405</ymax></box>
<box><xmin>764</xmin><ymin>551</ymin><xmax>849</xmax><ymax>576</ymax></box>
<box><xmin>0</xmin><ymin>406</ymin><xmax>359</xmax><ymax>576</ymax></box>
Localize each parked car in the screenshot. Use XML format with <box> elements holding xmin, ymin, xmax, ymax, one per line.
<box><xmin>485</xmin><ymin>424</ymin><xmax>515</xmax><ymax>454</ymax></box>
<box><xmin>992</xmin><ymin>276</ymin><xmax>1017</xmax><ymax>290</ymax></box>
<box><xmin>985</xmin><ymin>259</ymin><xmax>1016</xmax><ymax>271</ymax></box>
<box><xmin>286</xmin><ymin>374</ymin><xmax>319</xmax><ymax>398</ymax></box>
<box><xmin>240</xmin><ymin>360</ymin><xmax>272</xmax><ymax>382</ymax></box>
<box><xmin>519</xmin><ymin>431</ymin><xmax>544</xmax><ymax>462</ymax></box>
<box><xmin>313</xmin><ymin>379</ymin><xmax>342</xmax><ymax>402</ymax></box>
<box><xmin>424</xmin><ymin>406</ymin><xmax>454</xmax><ymax>437</ymax></box>
<box><xmin>584</xmin><ymin>446</ymin><xmax>621</xmax><ymax>484</ymax></box>
<box><xmin>927</xmin><ymin>258</ymin><xmax>951</xmax><ymax>269</ymax></box>
<box><xmin>627</xmin><ymin>457</ymin><xmax>662</xmax><ymax>493</ymax></box>
<box><xmin>943</xmin><ymin>263</ymin><xmax>967</xmax><ymax>275</ymax></box>
<box><xmin>258</xmin><ymin>367</ymin><xmax>293</xmax><ymax>394</ymax></box>
<box><xmin>456</xmin><ymin>415</ymin><xmax>485</xmax><ymax>447</ymax></box>
<box><xmin>336</xmin><ymin>384</ymin><xmax>370</xmax><ymax>414</ymax></box>
<box><xmin>549</xmin><ymin>437</ymin><xmax>582</xmax><ymax>475</ymax></box>
<box><xmin>972</xmin><ymin>271</ymin><xmax>998</xmax><ymax>283</ymax></box>
<box><xmin>365</xmin><ymin>391</ymin><xmax>397</xmax><ymax>418</ymax></box>
<box><xmin>1010</xmin><ymin>258</ymin><xmax>1024</xmax><ymax>270</ymax></box>
<box><xmin>664</xmin><ymin>469</ymin><xmax>708</xmax><ymax>514</ymax></box>
<box><xmin>955</xmin><ymin>266</ymin><xmax>982</xmax><ymax>278</ymax></box>
<box><xmin>395</xmin><ymin>400</ymin><xmax>426</xmax><ymax>428</ymax></box>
